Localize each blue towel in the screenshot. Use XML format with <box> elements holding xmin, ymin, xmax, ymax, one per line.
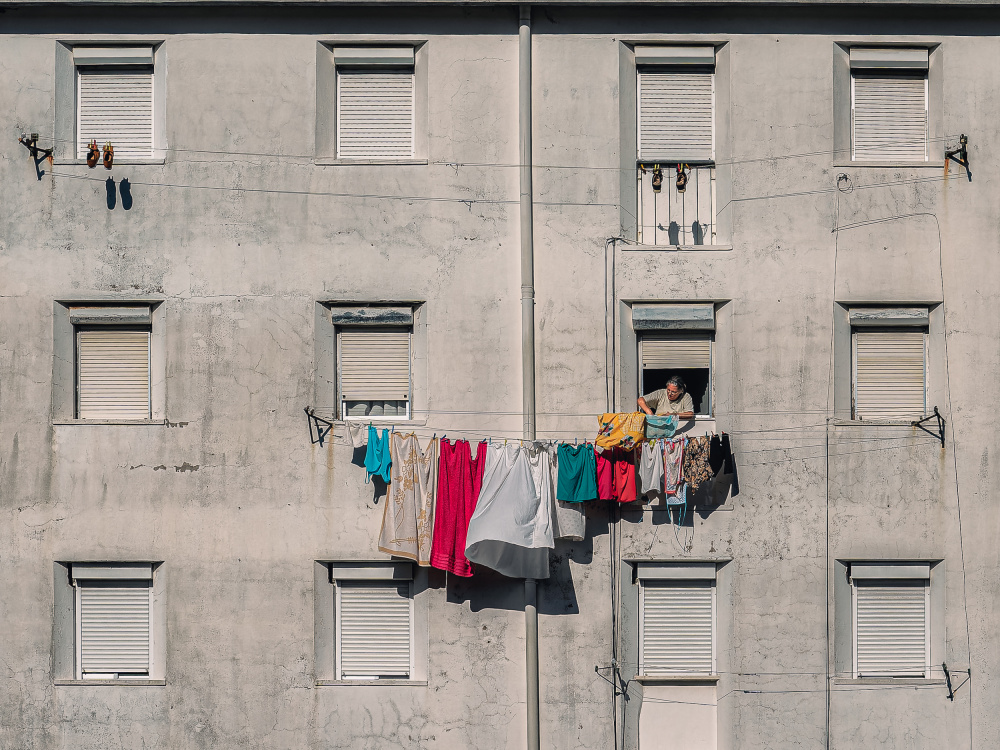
<box><xmin>645</xmin><ymin>414</ymin><xmax>678</xmax><ymax>439</ymax></box>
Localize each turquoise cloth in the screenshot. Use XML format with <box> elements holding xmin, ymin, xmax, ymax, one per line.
<box><xmin>556</xmin><ymin>444</ymin><xmax>598</xmax><ymax>503</ymax></box>
<box><xmin>645</xmin><ymin>414</ymin><xmax>679</xmax><ymax>439</ymax></box>
<box><xmin>363</xmin><ymin>426</ymin><xmax>392</xmax><ymax>483</ymax></box>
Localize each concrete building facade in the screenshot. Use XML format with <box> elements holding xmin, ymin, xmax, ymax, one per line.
<box><xmin>0</xmin><ymin>1</ymin><xmax>995</xmax><ymax>748</ymax></box>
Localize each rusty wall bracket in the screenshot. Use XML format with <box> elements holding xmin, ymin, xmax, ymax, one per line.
<box><xmin>304</xmin><ymin>406</ymin><xmax>334</xmax><ymax>446</ymax></box>
<box><xmin>945</xmin><ymin>134</ymin><xmax>971</xmax><ymax>180</ymax></box>
<box><xmin>912</xmin><ymin>406</ymin><xmax>945</xmax><ymax>446</ymax></box>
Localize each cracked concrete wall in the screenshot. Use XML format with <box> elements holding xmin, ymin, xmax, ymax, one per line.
<box><xmin>0</xmin><ymin>3</ymin><xmax>998</xmax><ymax>750</ymax></box>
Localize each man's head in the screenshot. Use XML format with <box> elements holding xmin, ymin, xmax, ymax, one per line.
<box><xmin>665</xmin><ymin>375</ymin><xmax>687</xmax><ymax>402</ymax></box>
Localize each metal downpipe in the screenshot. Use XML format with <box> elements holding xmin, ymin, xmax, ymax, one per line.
<box><xmin>519</xmin><ymin>6</ymin><xmax>540</xmax><ymax>750</ymax></box>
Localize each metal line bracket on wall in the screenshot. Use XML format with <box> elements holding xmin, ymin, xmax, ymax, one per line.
<box><xmin>945</xmin><ymin>134</ymin><xmax>971</xmax><ymax>180</ymax></box>
<box><xmin>912</xmin><ymin>406</ymin><xmax>945</xmax><ymax>446</ymax></box>
<box><xmin>304</xmin><ymin>406</ymin><xmax>334</xmax><ymax>446</ymax></box>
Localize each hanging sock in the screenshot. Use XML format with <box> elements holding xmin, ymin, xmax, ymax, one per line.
<box><xmin>378</xmin><ymin>434</ymin><xmax>439</xmax><ymax>566</ymax></box>
<box><xmin>430</xmin><ymin>439</ymin><xmax>487</xmax><ymax>577</ymax></box>
<box><xmin>465</xmin><ymin>443</ymin><xmax>553</xmax><ymax>580</ymax></box>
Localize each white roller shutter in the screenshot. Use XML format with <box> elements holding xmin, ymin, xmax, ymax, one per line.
<box><xmin>853</xmin><ymin>330</ymin><xmax>925</xmax><ymax>420</ymax></box>
<box><xmin>855</xmin><ymin>581</ymin><xmax>929</xmax><ymax>677</ymax></box>
<box><xmin>641</xmin><ymin>581</ymin><xmax>715</xmax><ymax>676</ymax></box>
<box><xmin>641</xmin><ymin>335</ymin><xmax>712</xmax><ymax>370</ymax></box>
<box><xmin>77</xmin><ymin>68</ymin><xmax>154</xmax><ymax>159</ymax></box>
<box><xmin>337</xmin><ymin>69</ymin><xmax>415</xmax><ymax>158</ymax></box>
<box><xmin>337</xmin><ymin>581</ymin><xmax>412</xmax><ymax>679</ymax></box>
<box><xmin>77</xmin><ymin>329</ymin><xmax>151</xmax><ymax>419</ymax></box>
<box><xmin>638</xmin><ymin>70</ymin><xmax>714</xmax><ymax>161</ymax></box>
<box><xmin>339</xmin><ymin>329</ymin><xmax>410</xmax><ymax>402</ymax></box>
<box><xmin>79</xmin><ymin>583</ymin><xmax>151</xmax><ymax>676</ymax></box>
<box><xmin>852</xmin><ymin>74</ymin><xmax>927</xmax><ymax>161</ymax></box>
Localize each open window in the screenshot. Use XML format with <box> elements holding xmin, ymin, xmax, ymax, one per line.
<box><xmin>636</xmin><ymin>46</ymin><xmax>716</xmax><ymax>246</ymax></box>
<box><xmin>634</xmin><ymin>303</ymin><xmax>714</xmax><ymax>416</ymax></box>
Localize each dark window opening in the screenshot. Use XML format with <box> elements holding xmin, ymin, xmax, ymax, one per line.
<box><xmin>642</xmin><ymin>368</ymin><xmax>711</xmax><ymax>416</ymax></box>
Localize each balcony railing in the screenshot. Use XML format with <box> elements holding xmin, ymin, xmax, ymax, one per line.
<box><xmin>637</xmin><ymin>164</ymin><xmax>716</xmax><ymax>246</ymax></box>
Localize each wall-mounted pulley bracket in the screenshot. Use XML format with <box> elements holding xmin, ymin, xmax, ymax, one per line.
<box><xmin>945</xmin><ymin>134</ymin><xmax>971</xmax><ymax>180</ymax></box>
<box><xmin>304</xmin><ymin>406</ymin><xmax>334</xmax><ymax>447</ymax></box>
<box><xmin>18</xmin><ymin>133</ymin><xmax>53</xmax><ymax>161</ymax></box>
<box><xmin>912</xmin><ymin>406</ymin><xmax>945</xmax><ymax>446</ymax></box>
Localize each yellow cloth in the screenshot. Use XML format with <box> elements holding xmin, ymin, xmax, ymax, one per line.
<box><xmin>596</xmin><ymin>412</ymin><xmax>647</xmax><ymax>451</ymax></box>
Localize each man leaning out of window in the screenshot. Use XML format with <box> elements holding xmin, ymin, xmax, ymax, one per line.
<box><xmin>637</xmin><ymin>375</ymin><xmax>695</xmax><ymax>420</ymax></box>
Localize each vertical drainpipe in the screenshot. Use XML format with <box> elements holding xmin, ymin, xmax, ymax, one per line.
<box><xmin>519</xmin><ymin>5</ymin><xmax>541</xmax><ymax>750</ymax></box>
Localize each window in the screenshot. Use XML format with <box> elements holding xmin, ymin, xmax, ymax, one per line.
<box><xmin>75</xmin><ymin>46</ymin><xmax>155</xmax><ymax>160</ymax></box>
<box><xmin>850</xmin><ymin>563</ymin><xmax>930</xmax><ymax>678</ymax></box>
<box><xmin>72</xmin><ymin>306</ymin><xmax>152</xmax><ymax>420</ymax></box>
<box><xmin>332</xmin><ymin>305</ymin><xmax>413</xmax><ymax>420</ymax></box>
<box><xmin>634</xmin><ymin>303</ymin><xmax>714</xmax><ymax>416</ymax></box>
<box><xmin>637</xmin><ymin>562</ymin><xmax>717</xmax><ymax>677</ymax></box>
<box><xmin>335</xmin><ymin>47</ymin><xmax>415</xmax><ymax>159</ymax></box>
<box><xmin>636</xmin><ymin>45</ymin><xmax>716</xmax><ymax>246</ymax></box>
<box><xmin>850</xmin><ymin>307</ymin><xmax>927</xmax><ymax>420</ymax></box>
<box><xmin>850</xmin><ymin>48</ymin><xmax>929</xmax><ymax>162</ymax></box>
<box><xmin>317</xmin><ymin>563</ymin><xmax>418</xmax><ymax>682</ymax></box>
<box><xmin>71</xmin><ymin>564</ymin><xmax>154</xmax><ymax>680</ymax></box>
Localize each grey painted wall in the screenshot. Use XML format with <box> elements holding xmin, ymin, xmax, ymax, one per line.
<box><xmin>0</xmin><ymin>3</ymin><xmax>995</xmax><ymax>749</ymax></box>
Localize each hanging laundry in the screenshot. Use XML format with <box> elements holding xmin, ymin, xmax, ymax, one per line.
<box><xmin>638</xmin><ymin>440</ymin><xmax>664</xmax><ymax>499</ymax></box>
<box><xmin>549</xmin><ymin>444</ymin><xmax>586</xmax><ymax>541</ymax></box>
<box><xmin>556</xmin><ymin>443</ymin><xmax>599</xmax><ymax>503</ymax></box>
<box><xmin>430</xmin><ymin>439</ymin><xmax>487</xmax><ymax>577</ymax></box>
<box><xmin>596</xmin><ymin>412</ymin><xmax>646</xmax><ymax>451</ymax></box>
<box><xmin>347</xmin><ymin>420</ymin><xmax>369</xmax><ymax>448</ymax></box>
<box><xmin>706</xmin><ymin>433</ymin><xmax>739</xmax><ymax>505</ymax></box>
<box><xmin>378</xmin><ymin>434</ymin><xmax>439</xmax><ymax>565</ymax></box>
<box><xmin>607</xmin><ymin>447</ymin><xmax>637</xmax><ymax>503</ymax></box>
<box><xmin>682</xmin><ymin>435</ymin><xmax>713</xmax><ymax>494</ymax></box>
<box><xmin>465</xmin><ymin>443</ymin><xmax>553</xmax><ymax>580</ymax></box>
<box><xmin>595</xmin><ymin>448</ymin><xmax>615</xmax><ymax>501</ymax></box>
<box><xmin>364</xmin><ymin>426</ymin><xmax>392</xmax><ymax>483</ymax></box>
<box><xmin>645</xmin><ymin>414</ymin><xmax>678</xmax><ymax>440</ymax></box>
<box><xmin>662</xmin><ymin>438</ymin><xmax>684</xmax><ymax>499</ymax></box>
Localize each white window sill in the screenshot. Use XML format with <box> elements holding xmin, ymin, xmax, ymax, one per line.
<box><xmin>55</xmin><ymin>679</ymin><xmax>165</xmax><ymax>686</ymax></box>
<box><xmin>832</xmin><ymin>419</ymin><xmax>926</xmax><ymax>427</ymax></box>
<box><xmin>834</xmin><ymin>161</ymin><xmax>939</xmax><ymax>169</ymax></box>
<box><xmin>337</xmin><ymin>417</ymin><xmax>428</xmax><ymax>428</ymax></box>
<box><xmin>314</xmin><ymin>158</ymin><xmax>428</xmax><ymax>166</ymax></box>
<box><xmin>635</xmin><ymin>674</ymin><xmax>720</xmax><ymax>684</ymax></box>
<box><xmin>56</xmin><ymin>158</ymin><xmax>166</xmax><ymax>167</ymax></box>
<box><xmin>833</xmin><ymin>677</ymin><xmax>945</xmax><ymax>686</ymax></box>
<box><xmin>623</xmin><ymin>244</ymin><xmax>733</xmax><ymax>252</ymax></box>
<box><xmin>53</xmin><ymin>419</ymin><xmax>164</xmax><ymax>426</ymax></box>
<box><xmin>315</xmin><ymin>679</ymin><xmax>427</xmax><ymax>686</ymax></box>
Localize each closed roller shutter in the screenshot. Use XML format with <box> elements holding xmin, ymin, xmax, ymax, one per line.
<box><xmin>77</xmin><ymin>329</ymin><xmax>151</xmax><ymax>419</ymax></box>
<box><xmin>79</xmin><ymin>583</ymin><xmax>151</xmax><ymax>676</ymax></box>
<box><xmin>337</xmin><ymin>69</ymin><xmax>415</xmax><ymax>158</ymax></box>
<box><xmin>641</xmin><ymin>335</ymin><xmax>711</xmax><ymax>370</ymax></box>
<box><xmin>78</xmin><ymin>68</ymin><xmax>154</xmax><ymax>159</ymax></box>
<box><xmin>855</xmin><ymin>581</ymin><xmax>928</xmax><ymax>677</ymax></box>
<box><xmin>339</xmin><ymin>329</ymin><xmax>410</xmax><ymax>402</ymax></box>
<box><xmin>338</xmin><ymin>581</ymin><xmax>412</xmax><ymax>679</ymax></box>
<box><xmin>638</xmin><ymin>70</ymin><xmax>714</xmax><ymax>161</ymax></box>
<box><xmin>641</xmin><ymin>581</ymin><xmax>714</xmax><ymax>675</ymax></box>
<box><xmin>853</xmin><ymin>330</ymin><xmax>925</xmax><ymax>420</ymax></box>
<box><xmin>852</xmin><ymin>75</ymin><xmax>927</xmax><ymax>161</ymax></box>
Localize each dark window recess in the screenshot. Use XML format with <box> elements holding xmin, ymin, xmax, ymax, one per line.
<box><xmin>642</xmin><ymin>368</ymin><xmax>711</xmax><ymax>415</ymax></box>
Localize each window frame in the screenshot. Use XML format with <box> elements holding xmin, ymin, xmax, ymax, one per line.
<box><xmin>849</xmin><ymin>308</ymin><xmax>929</xmax><ymax>421</ymax></box>
<box><xmin>638</xmin><ymin>578</ymin><xmax>717</xmax><ymax>678</ymax></box>
<box><xmin>334</xmin><ymin>579</ymin><xmax>415</xmax><ymax>680</ymax></box>
<box><xmin>852</xmin><ymin>576</ymin><xmax>930</xmax><ymax>679</ymax></box>
<box><xmin>637</xmin><ymin>331</ymin><xmax>713</xmax><ymax>417</ymax></box>
<box><xmin>850</xmin><ymin>70</ymin><xmax>928</xmax><ymax>162</ymax></box>
<box><xmin>336</xmin><ymin>325</ymin><xmax>413</xmax><ymax>421</ymax></box>
<box><xmin>75</xmin><ymin>324</ymin><xmax>153</xmax><ymax>420</ymax></box>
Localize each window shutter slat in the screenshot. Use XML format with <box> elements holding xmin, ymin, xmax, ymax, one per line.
<box><xmin>856</xmin><ymin>582</ymin><xmax>927</xmax><ymax>677</ymax></box>
<box><xmin>77</xmin><ymin>330</ymin><xmax>151</xmax><ymax>419</ymax></box>
<box><xmin>80</xmin><ymin>585</ymin><xmax>150</xmax><ymax>675</ymax></box>
<box><xmin>641</xmin><ymin>336</ymin><xmax>711</xmax><ymax>369</ymax></box>
<box><xmin>854</xmin><ymin>330</ymin><xmax>925</xmax><ymax>420</ymax></box>
<box><xmin>337</xmin><ymin>70</ymin><xmax>415</xmax><ymax>158</ymax></box>
<box><xmin>852</xmin><ymin>75</ymin><xmax>927</xmax><ymax>161</ymax></box>
<box><xmin>338</xmin><ymin>582</ymin><xmax>411</xmax><ymax>678</ymax></box>
<box><xmin>642</xmin><ymin>582</ymin><xmax>714</xmax><ymax>675</ymax></box>
<box><xmin>339</xmin><ymin>330</ymin><xmax>410</xmax><ymax>401</ymax></box>
<box><xmin>78</xmin><ymin>68</ymin><xmax>154</xmax><ymax>159</ymax></box>
<box><xmin>638</xmin><ymin>70</ymin><xmax>714</xmax><ymax>161</ymax></box>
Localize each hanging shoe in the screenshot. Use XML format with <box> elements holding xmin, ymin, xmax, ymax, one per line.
<box><xmin>102</xmin><ymin>142</ymin><xmax>114</xmax><ymax>170</ymax></box>
<box><xmin>86</xmin><ymin>140</ymin><xmax>99</xmax><ymax>168</ymax></box>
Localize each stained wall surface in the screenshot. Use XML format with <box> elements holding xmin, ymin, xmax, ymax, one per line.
<box><xmin>0</xmin><ymin>3</ymin><xmax>996</xmax><ymax>749</ymax></box>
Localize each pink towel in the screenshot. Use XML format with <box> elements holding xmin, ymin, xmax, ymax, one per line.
<box><xmin>430</xmin><ymin>439</ymin><xmax>487</xmax><ymax>577</ymax></box>
<box><xmin>595</xmin><ymin>448</ymin><xmax>615</xmax><ymax>500</ymax></box>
